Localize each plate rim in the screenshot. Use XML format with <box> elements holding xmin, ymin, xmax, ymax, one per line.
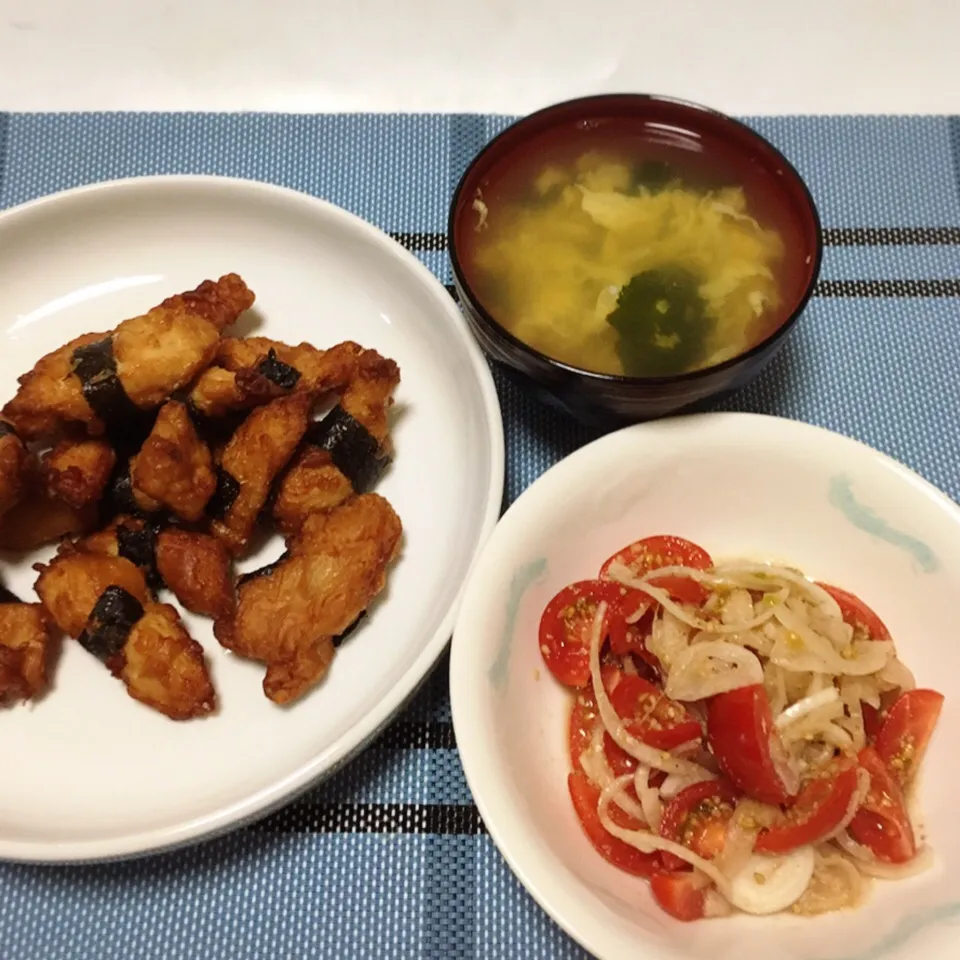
<box><xmin>0</xmin><ymin>173</ymin><xmax>506</xmax><ymax>864</ymax></box>
<box><xmin>450</xmin><ymin>410</ymin><xmax>960</xmax><ymax>960</ymax></box>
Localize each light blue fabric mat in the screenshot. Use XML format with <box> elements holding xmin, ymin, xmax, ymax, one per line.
<box><xmin>0</xmin><ymin>112</ymin><xmax>958</xmax><ymax>960</ymax></box>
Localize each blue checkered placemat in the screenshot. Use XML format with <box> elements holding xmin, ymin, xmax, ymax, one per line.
<box><xmin>1</xmin><ymin>112</ymin><xmax>959</xmax><ymax>960</ymax></box>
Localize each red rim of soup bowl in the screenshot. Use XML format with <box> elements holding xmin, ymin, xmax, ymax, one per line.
<box><xmin>447</xmin><ymin>93</ymin><xmax>824</xmax><ymax>393</ymax></box>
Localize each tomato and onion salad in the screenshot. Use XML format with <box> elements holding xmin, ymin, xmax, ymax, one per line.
<box><xmin>538</xmin><ymin>535</ymin><xmax>944</xmax><ymax>922</ymax></box>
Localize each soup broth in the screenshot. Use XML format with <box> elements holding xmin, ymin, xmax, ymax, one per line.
<box><xmin>456</xmin><ymin>119</ymin><xmax>811</xmax><ymax>378</ymax></box>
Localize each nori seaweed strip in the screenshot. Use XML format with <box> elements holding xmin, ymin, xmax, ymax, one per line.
<box><xmin>332</xmin><ymin>612</ymin><xmax>366</xmax><ymax>648</ymax></box>
<box><xmin>303</xmin><ymin>405</ymin><xmax>390</xmax><ymax>493</ymax></box>
<box><xmin>0</xmin><ymin>583</ymin><xmax>20</xmax><ymax>604</ymax></box>
<box><xmin>116</xmin><ymin>521</ymin><xmax>162</xmax><ymax>591</ymax></box>
<box><xmin>102</xmin><ymin>461</ymin><xmax>143</xmax><ymax>522</ymax></box>
<box><xmin>207</xmin><ymin>466</ymin><xmax>241</xmax><ymax>521</ymax></box>
<box><xmin>72</xmin><ymin>338</ymin><xmax>154</xmax><ymax>453</ymax></box>
<box><xmin>257</xmin><ymin>349</ymin><xmax>301</xmax><ymax>391</ymax></box>
<box><xmin>185</xmin><ymin>403</ymin><xmax>247</xmax><ymax>449</ymax></box>
<box><xmin>77</xmin><ymin>585</ymin><xmax>144</xmax><ymax>663</ymax></box>
<box><xmin>0</xmin><ymin>422</ymin><xmax>18</xmax><ymax>440</ymax></box>
<box><xmin>237</xmin><ymin>551</ymin><xmax>290</xmax><ymax>588</ymax></box>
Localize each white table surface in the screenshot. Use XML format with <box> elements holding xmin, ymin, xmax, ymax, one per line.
<box><xmin>1</xmin><ymin>0</ymin><xmax>958</xmax><ymax>115</ymax></box>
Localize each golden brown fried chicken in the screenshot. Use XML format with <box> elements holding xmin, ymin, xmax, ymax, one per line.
<box><xmin>214</xmin><ymin>493</ymin><xmax>402</xmax><ymax>705</ymax></box>
<box><xmin>272</xmin><ymin>349</ymin><xmax>400</xmax><ymax>534</ymax></box>
<box><xmin>42</xmin><ymin>437</ymin><xmax>116</xmax><ymax>511</ymax></box>
<box><xmin>34</xmin><ymin>551</ymin><xmax>215</xmax><ymax>719</ymax></box>
<box><xmin>210</xmin><ymin>393</ymin><xmax>312</xmax><ymax>554</ymax></box>
<box><xmin>0</xmin><ymin>487</ymin><xmax>97</xmax><ymax>552</ymax></box>
<box><xmin>129</xmin><ymin>401</ymin><xmax>216</xmax><ymax>522</ymax></box>
<box><xmin>0</xmin><ymin>423</ymin><xmax>30</xmax><ymax>519</ymax></box>
<box><xmin>0</xmin><ymin>596</ymin><xmax>55</xmax><ymax>703</ymax></box>
<box><xmin>340</xmin><ymin>348</ymin><xmax>400</xmax><ymax>449</ymax></box>
<box><xmin>272</xmin><ymin>449</ymin><xmax>354</xmax><ymax>535</ymax></box>
<box><xmin>2</xmin><ymin>274</ymin><xmax>255</xmax><ymax>441</ymax></box>
<box><xmin>73</xmin><ymin>517</ymin><xmax>235</xmax><ymax>621</ymax></box>
<box><xmin>120</xmin><ymin>602</ymin><xmax>216</xmax><ymax>720</ymax></box>
<box><xmin>187</xmin><ymin>338</ymin><xmax>361</xmax><ymax>418</ymax></box>
<box><xmin>155</xmin><ymin>528</ymin><xmax>235</xmax><ymax>620</ymax></box>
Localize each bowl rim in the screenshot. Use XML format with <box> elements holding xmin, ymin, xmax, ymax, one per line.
<box><xmin>447</xmin><ymin>92</ymin><xmax>824</xmax><ymax>386</ymax></box>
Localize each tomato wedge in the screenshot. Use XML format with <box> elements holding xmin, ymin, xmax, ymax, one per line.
<box><xmin>539</xmin><ymin>580</ymin><xmax>638</xmax><ymax>687</ymax></box>
<box><xmin>817</xmin><ymin>584</ymin><xmax>891</xmax><ymax>643</ymax></box>
<box><xmin>848</xmin><ymin>747</ymin><xmax>916</xmax><ymax>864</ymax></box>
<box><xmin>706</xmin><ymin>685</ymin><xmax>798</xmax><ymax>805</ymax></box>
<box><xmin>567</xmin><ymin>771</ymin><xmax>661</xmax><ymax>877</ymax></box>
<box><xmin>568</xmin><ymin>664</ymin><xmax>622</xmax><ymax>770</ymax></box>
<box><xmin>754</xmin><ymin>764</ymin><xmax>860</xmax><ymax>854</ymax></box>
<box><xmin>874</xmin><ymin>689</ymin><xmax>944</xmax><ymax>787</ymax></box>
<box><xmin>609</xmin><ymin>674</ymin><xmax>702</xmax><ymax>751</ymax></box>
<box><xmin>600</xmin><ymin>535</ymin><xmax>712</xmax><ymax>580</ymax></box>
<box><xmin>600</xmin><ymin>536</ymin><xmax>712</xmax><ymax>606</ymax></box>
<box><xmin>659</xmin><ymin>780</ymin><xmax>739</xmax><ymax>870</ymax></box>
<box><xmin>650</xmin><ymin>871</ymin><xmax>708</xmax><ymax>922</ymax></box>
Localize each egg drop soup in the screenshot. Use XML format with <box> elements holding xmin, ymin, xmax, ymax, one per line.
<box><xmin>455</xmin><ymin>118</ymin><xmax>813</xmax><ymax>378</ymax></box>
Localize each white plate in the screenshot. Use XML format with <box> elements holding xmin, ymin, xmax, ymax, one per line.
<box><xmin>451</xmin><ymin>412</ymin><xmax>960</xmax><ymax>960</ymax></box>
<box><xmin>0</xmin><ymin>175</ymin><xmax>504</xmax><ymax>863</ymax></box>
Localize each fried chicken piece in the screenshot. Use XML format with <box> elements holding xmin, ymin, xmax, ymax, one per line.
<box><xmin>2</xmin><ymin>275</ymin><xmax>255</xmax><ymax>440</ymax></box>
<box><xmin>73</xmin><ymin>517</ymin><xmax>235</xmax><ymax>620</ymax></box>
<box><xmin>0</xmin><ymin>423</ymin><xmax>30</xmax><ymax>519</ymax></box>
<box><xmin>42</xmin><ymin>437</ymin><xmax>116</xmax><ymax>511</ymax></box>
<box><xmin>272</xmin><ymin>449</ymin><xmax>354</xmax><ymax>535</ymax></box>
<box><xmin>214</xmin><ymin>493</ymin><xmax>402</xmax><ymax>705</ymax></box>
<box><xmin>210</xmin><ymin>393</ymin><xmax>312</xmax><ymax>554</ymax></box>
<box><xmin>0</xmin><ymin>487</ymin><xmax>97</xmax><ymax>552</ymax></box>
<box><xmin>129</xmin><ymin>401</ymin><xmax>216</xmax><ymax>522</ymax></box>
<box><xmin>340</xmin><ymin>348</ymin><xmax>400</xmax><ymax>449</ymax></box>
<box><xmin>187</xmin><ymin>339</ymin><xmax>361</xmax><ymax>418</ymax></box>
<box><xmin>155</xmin><ymin>528</ymin><xmax>235</xmax><ymax>620</ymax></box>
<box><xmin>120</xmin><ymin>602</ymin><xmax>216</xmax><ymax>720</ymax></box>
<box><xmin>34</xmin><ymin>551</ymin><xmax>214</xmax><ymax>719</ymax></box>
<box><xmin>272</xmin><ymin>349</ymin><xmax>400</xmax><ymax>534</ymax></box>
<box><xmin>0</xmin><ymin>596</ymin><xmax>55</xmax><ymax>703</ymax></box>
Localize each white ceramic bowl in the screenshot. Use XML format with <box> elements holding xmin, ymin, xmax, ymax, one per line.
<box><xmin>450</xmin><ymin>412</ymin><xmax>960</xmax><ymax>960</ymax></box>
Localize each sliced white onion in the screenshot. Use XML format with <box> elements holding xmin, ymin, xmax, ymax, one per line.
<box><xmin>588</xmin><ymin>603</ymin><xmax>703</xmax><ymax>777</ymax></box>
<box><xmin>822</xmin><ymin>769</ymin><xmax>871</xmax><ymax>842</ymax></box>
<box><xmin>712</xmin><ymin>562</ymin><xmax>842</xmax><ymax>617</ymax></box>
<box><xmin>775</xmin><ymin>687</ymin><xmax>840</xmax><ymax>730</ymax></box>
<box><xmin>646</xmin><ymin>609</ymin><xmax>692</xmax><ymax>669</ymax></box>
<box><xmin>833</xmin><ymin>831</ymin><xmax>873</xmax><ymax>863</ymax></box>
<box><xmin>607</xmin><ymin>562</ymin><xmax>786</xmax><ymax>635</ymax></box>
<box><xmin>634</xmin><ymin>765</ymin><xmax>662</xmax><ymax>831</ymax></box>
<box><xmin>878</xmin><ymin>656</ymin><xmax>916</xmax><ymax>692</ymax></box>
<box><xmin>664</xmin><ymin>642</ymin><xmax>764</xmax><ymax>701</ymax></box>
<box><xmin>854</xmin><ymin>846</ymin><xmax>934</xmax><ymax>880</ymax></box>
<box><xmin>597</xmin><ymin>776</ymin><xmax>732</xmax><ymax>894</ymax></box>
<box><xmin>659</xmin><ymin>767</ymin><xmax>717</xmax><ymax>799</ymax></box>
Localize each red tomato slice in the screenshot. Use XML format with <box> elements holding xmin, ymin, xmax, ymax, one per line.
<box><xmin>706</xmin><ymin>685</ymin><xmax>798</xmax><ymax>806</ymax></box>
<box><xmin>874</xmin><ymin>689</ymin><xmax>944</xmax><ymax>787</ymax></box>
<box><xmin>648</xmin><ymin>574</ymin><xmax>709</xmax><ymax>606</ymax></box>
<box><xmin>659</xmin><ymin>780</ymin><xmax>739</xmax><ymax>870</ymax></box>
<box><xmin>568</xmin><ymin>664</ymin><xmax>622</xmax><ymax>770</ymax></box>
<box><xmin>849</xmin><ymin>747</ymin><xmax>916</xmax><ymax>864</ymax></box>
<box><xmin>567</xmin><ymin>771</ymin><xmax>661</xmax><ymax>877</ymax></box>
<box><xmin>539</xmin><ymin>580</ymin><xmax>636</xmax><ymax>687</ymax></box>
<box><xmin>600</xmin><ymin>535</ymin><xmax>713</xmax><ymax>580</ymax></box>
<box><xmin>862</xmin><ymin>701</ymin><xmax>883</xmax><ymax>742</ymax></box>
<box><xmin>650</xmin><ymin>871</ymin><xmax>707</xmax><ymax>922</ymax></box>
<box><xmin>817</xmin><ymin>584</ymin><xmax>891</xmax><ymax>643</ymax></box>
<box><xmin>609</xmin><ymin>675</ymin><xmax>702</xmax><ymax>751</ymax></box>
<box><xmin>754</xmin><ymin>764</ymin><xmax>860</xmax><ymax>854</ymax></box>
<box><xmin>603</xmin><ymin>731</ymin><xmax>638</xmax><ymax>778</ymax></box>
